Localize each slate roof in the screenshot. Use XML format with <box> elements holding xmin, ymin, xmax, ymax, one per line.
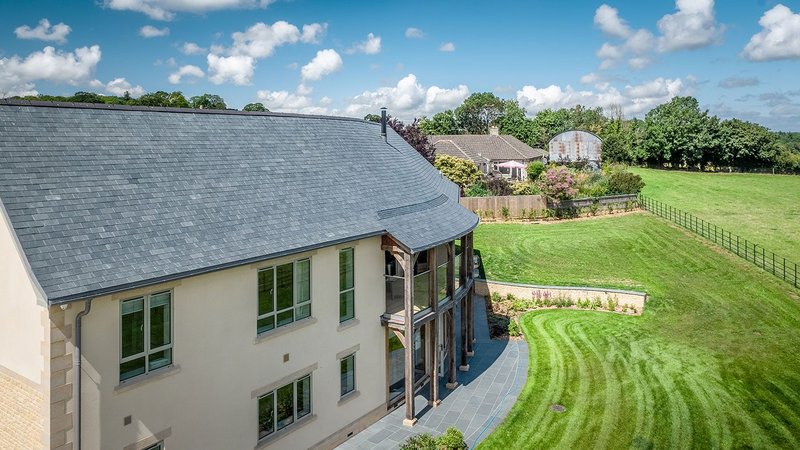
<box><xmin>428</xmin><ymin>134</ymin><xmax>545</xmax><ymax>164</ymax></box>
<box><xmin>0</xmin><ymin>100</ymin><xmax>477</xmax><ymax>304</ymax></box>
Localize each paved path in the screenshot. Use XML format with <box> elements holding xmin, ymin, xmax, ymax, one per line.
<box><xmin>337</xmin><ymin>295</ymin><xmax>528</xmax><ymax>449</ymax></box>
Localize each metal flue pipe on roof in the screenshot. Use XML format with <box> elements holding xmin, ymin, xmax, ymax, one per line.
<box><xmin>380</xmin><ymin>107</ymin><xmax>387</xmax><ymax>141</ymax></box>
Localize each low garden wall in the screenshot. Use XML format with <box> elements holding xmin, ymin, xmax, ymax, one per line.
<box><xmin>460</xmin><ymin>195</ymin><xmax>546</xmax><ymax>220</ymax></box>
<box><xmin>476</xmin><ymin>279</ymin><xmax>647</xmax><ymax>314</ymax></box>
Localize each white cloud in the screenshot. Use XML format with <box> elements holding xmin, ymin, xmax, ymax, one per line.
<box><xmin>625</xmin><ymin>29</ymin><xmax>655</xmax><ymax>54</ymax></box>
<box><xmin>597</xmin><ymin>43</ymin><xmax>623</xmax><ymax>68</ymax></box>
<box><xmin>580</xmin><ymin>73</ymin><xmax>601</xmax><ymax>84</ymax></box>
<box><xmin>139</xmin><ymin>25</ymin><xmax>169</xmax><ymax>38</ymax></box>
<box><xmin>516</xmin><ymin>76</ymin><xmax>688</xmax><ymax>116</ymax></box>
<box><xmin>102</xmin><ymin>0</ymin><xmax>275</xmax><ymax>21</ymax></box>
<box><xmin>207</xmin><ymin>54</ymin><xmax>254</xmax><ymax>85</ymax></box>
<box><xmin>14</xmin><ymin>19</ymin><xmax>71</xmax><ymax>44</ymax></box>
<box><xmin>301</xmin><ymin>23</ymin><xmax>327</xmax><ymax>44</ymax></box>
<box><xmin>180</xmin><ymin>42</ymin><xmax>206</xmax><ymax>55</ymax></box>
<box><xmin>439</xmin><ymin>42</ymin><xmax>456</xmax><ymax>52</ymax></box>
<box><xmin>255</xmin><ymin>89</ymin><xmax>330</xmax><ymax>115</ymax></box>
<box><xmin>168</xmin><ymin>64</ymin><xmax>205</xmax><ymax>84</ymax></box>
<box><xmin>742</xmin><ymin>4</ymin><xmax>800</xmax><ymax>61</ymax></box>
<box><xmin>296</xmin><ymin>83</ymin><xmax>312</xmax><ymax>95</ymax></box>
<box><xmin>300</xmin><ymin>49</ymin><xmax>342</xmax><ymax>81</ymax></box>
<box><xmin>345</xmin><ymin>73</ymin><xmax>468</xmax><ymax>119</ymax></box>
<box><xmin>719</xmin><ymin>76</ymin><xmax>760</xmax><ymax>89</ymax></box>
<box><xmin>628</xmin><ymin>57</ymin><xmax>652</xmax><ymax>69</ymax></box>
<box><xmin>594</xmin><ymin>4</ymin><xmax>631</xmax><ymax>39</ymax></box>
<box><xmin>0</xmin><ymin>45</ymin><xmax>101</xmax><ymax>96</ymax></box>
<box><xmin>101</xmin><ymin>77</ymin><xmax>146</xmax><ymax>97</ymax></box>
<box><xmin>657</xmin><ymin>0</ymin><xmax>722</xmax><ymax>52</ymax></box>
<box><xmin>405</xmin><ymin>27</ymin><xmax>424</xmax><ymax>39</ymax></box>
<box><xmin>347</xmin><ymin>33</ymin><xmax>381</xmax><ymax>54</ymax></box>
<box><xmin>230</xmin><ymin>21</ymin><xmax>303</xmax><ymax>58</ymax></box>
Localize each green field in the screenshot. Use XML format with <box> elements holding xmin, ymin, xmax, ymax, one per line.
<box><xmin>475</xmin><ymin>214</ymin><xmax>800</xmax><ymax>449</ymax></box>
<box><xmin>632</xmin><ymin>168</ymin><xmax>800</xmax><ymax>262</ymax></box>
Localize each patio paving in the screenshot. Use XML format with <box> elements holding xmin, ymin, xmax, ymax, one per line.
<box><xmin>336</xmin><ymin>294</ymin><xmax>529</xmax><ymax>449</ymax></box>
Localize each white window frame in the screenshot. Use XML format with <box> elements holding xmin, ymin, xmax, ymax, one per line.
<box><xmin>257</xmin><ymin>374</ymin><xmax>312</xmax><ymax>441</ymax></box>
<box><xmin>257</xmin><ymin>259</ymin><xmax>311</xmax><ymax>334</ymax></box>
<box><xmin>340</xmin><ymin>353</ymin><xmax>356</xmax><ymax>397</ymax></box>
<box><xmin>119</xmin><ymin>291</ymin><xmax>173</xmax><ymax>383</ymax></box>
<box><xmin>339</xmin><ymin>248</ymin><xmax>355</xmax><ymax>323</ymax></box>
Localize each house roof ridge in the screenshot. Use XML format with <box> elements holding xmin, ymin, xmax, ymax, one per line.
<box><xmin>0</xmin><ymin>98</ymin><xmax>377</xmax><ymax>125</ymax></box>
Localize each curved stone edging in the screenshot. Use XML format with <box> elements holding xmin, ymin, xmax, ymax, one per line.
<box><xmin>476</xmin><ymin>279</ymin><xmax>647</xmax><ymax>313</ymax></box>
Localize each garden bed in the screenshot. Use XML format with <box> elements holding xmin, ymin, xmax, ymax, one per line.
<box><xmin>478</xmin><ymin>279</ymin><xmax>646</xmax><ymax>339</ymax></box>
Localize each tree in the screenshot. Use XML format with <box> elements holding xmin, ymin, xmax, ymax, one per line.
<box><xmin>600</xmin><ymin>110</ymin><xmax>631</xmax><ymax>163</ymax></box>
<box><xmin>189</xmin><ymin>93</ymin><xmax>227</xmax><ymax>110</ymax></box>
<box><xmin>497</xmin><ymin>100</ymin><xmax>538</xmax><ymax>146</ymax></box>
<box><xmin>388</xmin><ymin>118</ymin><xmax>436</xmax><ymax>163</ymax></box>
<box><xmin>454</xmin><ymin>92</ymin><xmax>505</xmax><ymax>134</ymax></box>
<box><xmin>526</xmin><ymin>161</ymin><xmax>545</xmax><ymax>181</ymax></box>
<box><xmin>243</xmin><ymin>102</ymin><xmax>268</xmax><ymax>112</ymax></box>
<box><xmin>643</xmin><ymin>96</ymin><xmax>718</xmax><ymax>168</ymax></box>
<box><xmin>718</xmin><ymin>118</ymin><xmax>777</xmax><ymax>168</ymax></box>
<box><xmin>138</xmin><ymin>91</ymin><xmax>171</xmax><ymax>107</ymax></box>
<box><xmin>363</xmin><ymin>113</ymin><xmax>381</xmax><ymax>123</ymax></box>
<box><xmin>433</xmin><ymin>155</ymin><xmax>481</xmax><ymax>189</ymax></box>
<box><xmin>528</xmin><ymin>108</ymin><xmax>571</xmax><ymax>149</ymax></box>
<box><xmin>564</xmin><ymin>105</ymin><xmax>606</xmax><ymax>134</ymax></box>
<box><xmin>418</xmin><ymin>110</ymin><xmax>459</xmax><ymax>135</ymax></box>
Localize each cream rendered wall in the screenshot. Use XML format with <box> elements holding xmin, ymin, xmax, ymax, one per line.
<box><xmin>0</xmin><ymin>202</ymin><xmax>49</xmax><ymax>449</ymax></box>
<box><xmin>0</xmin><ymin>202</ymin><xmax>48</xmax><ymax>383</ymax></box>
<box><xmin>70</xmin><ymin>236</ymin><xmax>387</xmax><ymax>450</ymax></box>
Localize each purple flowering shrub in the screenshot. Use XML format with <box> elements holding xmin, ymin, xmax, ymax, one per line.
<box><xmin>538</xmin><ymin>166</ymin><xmax>577</xmax><ymax>201</ymax></box>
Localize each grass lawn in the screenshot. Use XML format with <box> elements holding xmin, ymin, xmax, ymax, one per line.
<box><xmin>474</xmin><ymin>213</ymin><xmax>800</xmax><ymax>449</ymax></box>
<box><xmin>631</xmin><ymin>167</ymin><xmax>800</xmax><ymax>262</ymax></box>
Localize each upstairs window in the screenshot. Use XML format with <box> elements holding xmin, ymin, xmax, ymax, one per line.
<box><xmin>258</xmin><ymin>259</ymin><xmax>311</xmax><ymax>334</ymax></box>
<box><xmin>120</xmin><ymin>291</ymin><xmax>173</xmax><ymax>382</ymax></box>
<box><xmin>339</xmin><ymin>248</ymin><xmax>355</xmax><ymax>322</ymax></box>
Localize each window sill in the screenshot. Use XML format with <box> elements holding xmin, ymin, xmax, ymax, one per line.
<box><xmin>337</xmin><ymin>318</ymin><xmax>359</xmax><ymax>332</ymax></box>
<box><xmin>254</xmin><ymin>317</ymin><xmax>317</xmax><ymax>345</ymax></box>
<box><xmin>337</xmin><ymin>390</ymin><xmax>360</xmax><ymax>406</ymax></box>
<box><xmin>115</xmin><ymin>365</ymin><xmax>181</xmax><ymax>394</ymax></box>
<box><xmin>254</xmin><ymin>413</ymin><xmax>316</xmax><ymax>450</ymax></box>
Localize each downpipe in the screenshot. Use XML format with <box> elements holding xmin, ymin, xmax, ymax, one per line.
<box><xmin>73</xmin><ymin>298</ymin><xmax>93</xmax><ymax>450</ymax></box>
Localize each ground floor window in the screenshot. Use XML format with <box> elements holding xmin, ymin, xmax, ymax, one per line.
<box><xmin>340</xmin><ymin>354</ymin><xmax>356</xmax><ymax>396</ymax></box>
<box><xmin>258</xmin><ymin>375</ymin><xmax>312</xmax><ymax>440</ymax></box>
<box><xmin>143</xmin><ymin>443</ymin><xmax>163</xmax><ymax>450</ymax></box>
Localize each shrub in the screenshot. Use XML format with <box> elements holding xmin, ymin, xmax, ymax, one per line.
<box><xmin>464</xmin><ymin>182</ymin><xmax>490</xmax><ymax>197</ymax></box>
<box><xmin>437</xmin><ymin>427</ymin><xmax>468</xmax><ymax>450</ymax></box>
<box><xmin>486</xmin><ymin>176</ymin><xmax>513</xmax><ymax>196</ymax></box>
<box><xmin>527</xmin><ymin>160</ymin><xmax>546</xmax><ymax>181</ymax></box>
<box><xmin>528</xmin><ymin>209</ymin><xmax>538</xmax><ymax>220</ymax></box>
<box><xmin>400</xmin><ymin>433</ymin><xmax>437</xmax><ymax>450</ymax></box>
<box><xmin>607</xmin><ymin>171</ymin><xmax>645</xmax><ymax>194</ymax></box>
<box><xmin>501</xmin><ymin>206</ymin><xmax>510</xmax><ymax>221</ymax></box>
<box><xmin>591</xmin><ymin>297</ymin><xmax>603</xmax><ymax>310</ymax></box>
<box><xmin>508</xmin><ymin>319</ymin><xmax>521</xmax><ymax>337</ymax></box>
<box><xmin>589</xmin><ymin>199</ymin><xmax>600</xmax><ymax>216</ymax></box>
<box><xmin>434</xmin><ymin>154</ymin><xmax>481</xmax><ymax>190</ymax></box>
<box><xmin>491</xmin><ymin>291</ymin><xmax>502</xmax><ymax>303</ymax></box>
<box><xmin>539</xmin><ymin>166</ymin><xmax>577</xmax><ymax>201</ymax></box>
<box><xmin>607</xmin><ymin>296</ymin><xmax>618</xmax><ymax>311</ymax></box>
<box><xmin>512</xmin><ymin>182</ymin><xmax>540</xmax><ymax>195</ymax></box>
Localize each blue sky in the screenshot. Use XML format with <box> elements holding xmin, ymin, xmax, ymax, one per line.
<box><xmin>1</xmin><ymin>0</ymin><xmax>799</xmax><ymax>130</ymax></box>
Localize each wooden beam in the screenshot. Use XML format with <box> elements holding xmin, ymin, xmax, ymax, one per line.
<box><xmin>403</xmin><ymin>251</ymin><xmax>417</xmax><ymax>426</ymax></box>
<box><xmin>391</xmin><ymin>329</ymin><xmax>406</xmax><ymax>348</ymax></box>
<box><xmin>430</xmin><ymin>246</ymin><xmax>437</xmax><ymax>313</ymax></box>
<box><xmin>430</xmin><ymin>320</ymin><xmax>440</xmax><ymax>406</ymax></box>
<box><xmin>446</xmin><ymin>309</ymin><xmax>458</xmax><ymax>389</ymax></box>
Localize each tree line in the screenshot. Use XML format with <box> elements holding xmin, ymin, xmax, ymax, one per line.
<box><xmin>10</xmin><ymin>90</ymin><xmax>270</xmax><ymax>112</ymax></box>
<box><xmin>417</xmin><ymin>93</ymin><xmax>800</xmax><ymax>173</ymax></box>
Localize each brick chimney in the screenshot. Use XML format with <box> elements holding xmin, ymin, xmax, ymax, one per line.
<box><xmin>488</xmin><ymin>125</ymin><xmax>500</xmax><ymax>136</ymax></box>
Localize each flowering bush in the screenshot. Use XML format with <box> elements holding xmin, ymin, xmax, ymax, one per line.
<box><xmin>538</xmin><ymin>166</ymin><xmax>577</xmax><ymax>201</ymax></box>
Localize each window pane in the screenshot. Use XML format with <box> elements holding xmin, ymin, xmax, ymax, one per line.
<box><xmin>437</xmin><ymin>263</ymin><xmax>447</xmax><ymax>300</ymax></box>
<box><xmin>149</xmin><ymin>293</ymin><xmax>171</xmax><ymax>349</ymax></box>
<box><xmin>121</xmin><ymin>298</ymin><xmax>145</xmax><ymax>359</ymax></box>
<box><xmin>144</xmin><ymin>443</ymin><xmax>163</xmax><ymax>450</ymax></box>
<box><xmin>120</xmin><ymin>356</ymin><xmax>146</xmax><ymax>381</ymax></box>
<box><xmin>148</xmin><ymin>348</ymin><xmax>172</xmax><ymax>371</ymax></box>
<box><xmin>297</xmin><ymin>375</ymin><xmax>311</xmax><ymax>419</ymax></box>
<box><xmin>339</xmin><ymin>291</ymin><xmax>354</xmax><ymax>322</ymax></box>
<box><xmin>276</xmin><ymin>383</ymin><xmax>294</xmax><ymax>430</ymax></box>
<box><xmin>340</xmin><ymin>356</ymin><xmax>355</xmax><ymax>396</ymax></box>
<box><xmin>258</xmin><ymin>392</ymin><xmax>275</xmax><ymax>439</ymax></box>
<box><xmin>455</xmin><ymin>254</ymin><xmax>462</xmax><ymax>290</ymax></box>
<box><xmin>277</xmin><ymin>309</ymin><xmax>293</xmax><ymax>327</ymax></box>
<box><xmin>257</xmin><ymin>316</ymin><xmax>275</xmax><ymax>334</ymax></box>
<box><xmin>296</xmin><ymin>303</ymin><xmax>311</xmax><ymax>321</ymax></box>
<box><xmin>339</xmin><ymin>249</ymin><xmax>354</xmax><ymax>291</ymax></box>
<box><xmin>296</xmin><ymin>260</ymin><xmax>310</xmax><ymax>304</ymax></box>
<box><xmin>258</xmin><ymin>269</ymin><xmax>274</xmax><ymax>315</ymax></box>
<box><xmin>276</xmin><ymin>264</ymin><xmax>294</xmax><ymax>311</ymax></box>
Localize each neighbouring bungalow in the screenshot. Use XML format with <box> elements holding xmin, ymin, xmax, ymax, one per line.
<box><xmin>428</xmin><ymin>126</ymin><xmax>546</xmax><ymax>181</ymax></box>
<box><xmin>0</xmin><ymin>100</ymin><xmax>478</xmax><ymax>450</ymax></box>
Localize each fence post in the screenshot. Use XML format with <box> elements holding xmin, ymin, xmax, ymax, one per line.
<box><xmin>736</xmin><ymin>235</ymin><xmax>740</xmax><ymax>256</ymax></box>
